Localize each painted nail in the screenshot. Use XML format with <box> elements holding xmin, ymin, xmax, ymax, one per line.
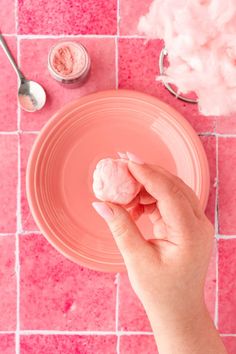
<box><xmin>126</xmin><ymin>152</ymin><xmax>144</xmax><ymax>165</ymax></box>
<box><xmin>92</xmin><ymin>202</ymin><xmax>114</xmax><ymax>221</ymax></box>
<box><xmin>117</xmin><ymin>152</ymin><xmax>128</xmax><ymax>159</ymax></box>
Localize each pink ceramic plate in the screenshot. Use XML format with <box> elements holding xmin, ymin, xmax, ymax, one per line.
<box><xmin>27</xmin><ymin>90</ymin><xmax>210</xmax><ymax>272</ymax></box>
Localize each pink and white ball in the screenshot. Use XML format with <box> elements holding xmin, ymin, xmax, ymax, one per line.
<box><xmin>93</xmin><ymin>158</ymin><xmax>141</xmax><ymax>205</ymax></box>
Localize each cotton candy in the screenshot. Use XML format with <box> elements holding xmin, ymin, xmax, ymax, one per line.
<box><xmin>138</xmin><ymin>0</ymin><xmax>236</xmax><ymax>116</ymax></box>
<box><xmin>93</xmin><ymin>158</ymin><xmax>141</xmax><ymax>205</ymax></box>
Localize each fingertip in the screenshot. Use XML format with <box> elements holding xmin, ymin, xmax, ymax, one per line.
<box><xmin>92</xmin><ymin>202</ymin><xmax>114</xmax><ymax>221</ymax></box>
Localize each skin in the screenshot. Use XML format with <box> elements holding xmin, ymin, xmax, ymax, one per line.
<box><xmin>92</xmin><ymin>155</ymin><xmax>227</xmax><ymax>354</ymax></box>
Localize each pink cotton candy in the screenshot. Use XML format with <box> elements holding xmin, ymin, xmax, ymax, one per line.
<box><xmin>138</xmin><ymin>0</ymin><xmax>236</xmax><ymax>116</ymax></box>
<box><xmin>93</xmin><ymin>158</ymin><xmax>141</xmax><ymax>205</ymax></box>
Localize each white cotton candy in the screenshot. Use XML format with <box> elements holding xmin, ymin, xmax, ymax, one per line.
<box><xmin>138</xmin><ymin>0</ymin><xmax>236</xmax><ymax>116</ymax></box>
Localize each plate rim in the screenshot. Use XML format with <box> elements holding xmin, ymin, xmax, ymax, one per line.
<box><xmin>26</xmin><ymin>89</ymin><xmax>210</xmax><ymax>272</ymax></box>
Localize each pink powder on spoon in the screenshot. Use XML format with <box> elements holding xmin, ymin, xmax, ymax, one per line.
<box><xmin>18</xmin><ymin>95</ymin><xmax>36</xmax><ymax>112</ymax></box>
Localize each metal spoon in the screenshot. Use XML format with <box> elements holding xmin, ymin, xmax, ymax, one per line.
<box><xmin>0</xmin><ymin>34</ymin><xmax>46</xmax><ymax>112</ymax></box>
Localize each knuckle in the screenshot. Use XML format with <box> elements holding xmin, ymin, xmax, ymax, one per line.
<box><xmin>169</xmin><ymin>182</ymin><xmax>183</xmax><ymax>198</ymax></box>
<box><xmin>111</xmin><ymin>220</ymin><xmax>129</xmax><ymax>238</ymax></box>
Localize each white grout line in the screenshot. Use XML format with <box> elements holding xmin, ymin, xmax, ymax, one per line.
<box><xmin>20</xmin><ymin>330</ymin><xmax>117</xmax><ymax>336</ymax></box>
<box><xmin>115</xmin><ymin>273</ymin><xmax>120</xmax><ymax>354</ymax></box>
<box><xmin>116</xmin><ymin>335</ymin><xmax>120</xmax><ymax>354</ymax></box>
<box><xmin>214</xmin><ymin>136</ymin><xmax>219</xmax><ymax>328</ymax></box>
<box><xmin>220</xmin><ymin>334</ymin><xmax>236</xmax><ymax>337</ymax></box>
<box><xmin>216</xmin><ymin>134</ymin><xmax>236</xmax><ymax>138</ymax></box>
<box><xmin>115</xmin><ymin>36</ymin><xmax>119</xmax><ymax>89</ymax></box>
<box><xmin>20</xmin><ymin>131</ymin><xmax>38</xmax><ymax>135</ymax></box>
<box><xmin>18</xmin><ymin>330</ymin><xmax>154</xmax><ymax>335</ymax></box>
<box><xmin>1</xmin><ymin>34</ymin><xmax>17</xmax><ymax>37</ymax></box>
<box><xmin>216</xmin><ymin>235</ymin><xmax>236</xmax><ymax>239</ymax></box>
<box><xmin>119</xmin><ymin>331</ymin><xmax>153</xmax><ymax>335</ymax></box>
<box><xmin>199</xmin><ymin>133</ymin><xmax>236</xmax><ymax>138</ymax></box>
<box><xmin>16</xmin><ymin>25</ymin><xmax>21</xmax><ymax>354</ymax></box>
<box><xmin>115</xmin><ymin>274</ymin><xmax>120</xmax><ymax>332</ymax></box>
<box><xmin>0</xmin><ymin>131</ymin><xmax>18</xmax><ymax>135</ymax></box>
<box><xmin>0</xmin><ymin>233</ymin><xmax>15</xmax><ymax>237</ymax></box>
<box><xmin>15</xmin><ymin>0</ymin><xmax>18</xmax><ymax>34</ymax></box>
<box><xmin>215</xmin><ymin>239</ymin><xmax>219</xmax><ymax>328</ymax></box>
<box><xmin>117</xmin><ymin>0</ymin><xmax>120</xmax><ymax>37</ymax></box>
<box><xmin>0</xmin><ymin>331</ymin><xmax>15</xmax><ymax>334</ymax></box>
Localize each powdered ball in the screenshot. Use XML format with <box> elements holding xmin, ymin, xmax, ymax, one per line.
<box><xmin>93</xmin><ymin>158</ymin><xmax>141</xmax><ymax>205</ymax></box>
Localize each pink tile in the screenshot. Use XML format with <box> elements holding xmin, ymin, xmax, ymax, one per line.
<box><xmin>20</xmin><ymin>38</ymin><xmax>116</xmax><ymax>131</ymax></box>
<box><xmin>200</xmin><ymin>136</ymin><xmax>216</xmax><ymax>225</ymax></box>
<box><xmin>218</xmin><ymin>138</ymin><xmax>236</xmax><ymax>234</ymax></box>
<box><xmin>120</xmin><ymin>335</ymin><xmax>158</xmax><ymax>354</ymax></box>
<box><xmin>119</xmin><ymin>273</ymin><xmax>151</xmax><ymax>331</ymax></box>
<box><xmin>218</xmin><ymin>239</ymin><xmax>236</xmax><ymax>333</ymax></box>
<box><xmin>20</xmin><ymin>133</ymin><xmax>38</xmax><ymax>231</ymax></box>
<box><xmin>118</xmin><ymin>38</ymin><xmax>215</xmax><ymax>134</ymax></box>
<box><xmin>0</xmin><ymin>37</ymin><xmax>17</xmax><ymax>131</ymax></box>
<box><xmin>0</xmin><ymin>0</ymin><xmax>15</xmax><ymax>34</ymax></box>
<box><xmin>18</xmin><ymin>0</ymin><xmax>117</xmax><ymax>35</ymax></box>
<box><xmin>20</xmin><ymin>335</ymin><xmax>117</xmax><ymax>354</ymax></box>
<box><xmin>0</xmin><ymin>236</ymin><xmax>16</xmax><ymax>330</ymax></box>
<box><xmin>216</xmin><ymin>114</ymin><xmax>236</xmax><ymax>134</ymax></box>
<box><xmin>119</xmin><ymin>0</ymin><xmax>152</xmax><ymax>35</ymax></box>
<box><xmin>0</xmin><ymin>334</ymin><xmax>15</xmax><ymax>354</ymax></box>
<box><xmin>20</xmin><ymin>233</ymin><xmax>116</xmax><ymax>330</ymax></box>
<box><xmin>204</xmin><ymin>242</ymin><xmax>216</xmax><ymax>320</ymax></box>
<box><xmin>222</xmin><ymin>337</ymin><xmax>236</xmax><ymax>354</ymax></box>
<box><xmin>0</xmin><ymin>135</ymin><xmax>17</xmax><ymax>232</ymax></box>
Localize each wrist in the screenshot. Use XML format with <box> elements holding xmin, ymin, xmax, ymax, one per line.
<box><xmin>143</xmin><ymin>297</ymin><xmax>209</xmax><ymax>333</ymax></box>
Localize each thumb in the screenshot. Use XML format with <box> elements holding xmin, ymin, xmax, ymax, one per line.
<box><xmin>92</xmin><ymin>202</ymin><xmax>147</xmax><ymax>263</ymax></box>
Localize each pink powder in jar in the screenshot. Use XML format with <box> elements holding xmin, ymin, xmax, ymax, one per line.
<box><xmin>48</xmin><ymin>41</ymin><xmax>91</xmax><ymax>87</ymax></box>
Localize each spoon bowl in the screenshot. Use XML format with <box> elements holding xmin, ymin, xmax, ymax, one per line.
<box><xmin>18</xmin><ymin>80</ymin><xmax>46</xmax><ymax>112</ymax></box>
<box><xmin>0</xmin><ymin>34</ymin><xmax>46</xmax><ymax>112</ymax></box>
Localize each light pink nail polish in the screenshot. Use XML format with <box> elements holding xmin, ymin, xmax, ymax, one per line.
<box><xmin>117</xmin><ymin>152</ymin><xmax>128</xmax><ymax>159</ymax></box>
<box><xmin>126</xmin><ymin>152</ymin><xmax>144</xmax><ymax>165</ymax></box>
<box><xmin>92</xmin><ymin>202</ymin><xmax>114</xmax><ymax>221</ymax></box>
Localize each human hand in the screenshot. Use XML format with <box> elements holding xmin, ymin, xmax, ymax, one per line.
<box><xmin>92</xmin><ymin>153</ymin><xmax>214</xmax><ymax>326</ymax></box>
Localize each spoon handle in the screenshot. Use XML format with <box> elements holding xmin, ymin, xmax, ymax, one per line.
<box><xmin>0</xmin><ymin>34</ymin><xmax>25</xmax><ymax>82</ymax></box>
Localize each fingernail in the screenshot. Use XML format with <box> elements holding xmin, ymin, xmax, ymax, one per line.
<box><xmin>92</xmin><ymin>202</ymin><xmax>114</xmax><ymax>221</ymax></box>
<box><xmin>117</xmin><ymin>152</ymin><xmax>128</xmax><ymax>159</ymax></box>
<box><xmin>126</xmin><ymin>152</ymin><xmax>144</xmax><ymax>165</ymax></box>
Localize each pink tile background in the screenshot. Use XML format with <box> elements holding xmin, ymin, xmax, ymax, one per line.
<box><xmin>0</xmin><ymin>236</ymin><xmax>16</xmax><ymax>331</ymax></box>
<box><xmin>218</xmin><ymin>138</ymin><xmax>236</xmax><ymax>235</ymax></box>
<box><xmin>0</xmin><ymin>334</ymin><xmax>15</xmax><ymax>354</ymax></box>
<box><xmin>20</xmin><ymin>133</ymin><xmax>38</xmax><ymax>231</ymax></box>
<box><xmin>0</xmin><ymin>0</ymin><xmax>15</xmax><ymax>34</ymax></box>
<box><xmin>120</xmin><ymin>335</ymin><xmax>158</xmax><ymax>354</ymax></box>
<box><xmin>20</xmin><ymin>233</ymin><xmax>116</xmax><ymax>330</ymax></box>
<box><xmin>0</xmin><ymin>135</ymin><xmax>17</xmax><ymax>232</ymax></box>
<box><xmin>0</xmin><ymin>37</ymin><xmax>17</xmax><ymax>131</ymax></box>
<box><xmin>0</xmin><ymin>0</ymin><xmax>235</xmax><ymax>353</ymax></box>
<box><xmin>119</xmin><ymin>0</ymin><xmax>152</xmax><ymax>35</ymax></box>
<box><xmin>218</xmin><ymin>239</ymin><xmax>236</xmax><ymax>334</ymax></box>
<box><xmin>20</xmin><ymin>335</ymin><xmax>117</xmax><ymax>354</ymax></box>
<box><xmin>18</xmin><ymin>0</ymin><xmax>117</xmax><ymax>35</ymax></box>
